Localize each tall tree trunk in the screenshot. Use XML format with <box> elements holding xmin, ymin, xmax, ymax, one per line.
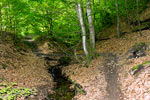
<box><xmin>9</xmin><ymin>4</ymin><xmax>13</xmax><ymax>32</ymax></box>
<box><xmin>136</xmin><ymin>0</ymin><xmax>142</xmax><ymax>36</ymax></box>
<box><xmin>9</xmin><ymin>17</ymin><xmax>12</xmax><ymax>32</ymax></box>
<box><xmin>86</xmin><ymin>0</ymin><xmax>96</xmax><ymax>49</ymax></box>
<box><xmin>49</xmin><ymin>0</ymin><xmax>54</xmax><ymax>35</ymax></box>
<box><xmin>75</xmin><ymin>2</ymin><xmax>89</xmax><ymax>57</ymax></box>
<box><xmin>7</xmin><ymin>1</ymin><xmax>11</xmax><ymax>32</ymax></box>
<box><xmin>49</xmin><ymin>17</ymin><xmax>53</xmax><ymax>35</ymax></box>
<box><xmin>14</xmin><ymin>20</ymin><xmax>16</xmax><ymax>34</ymax></box>
<box><xmin>6</xmin><ymin>7</ymin><xmax>9</xmax><ymax>32</ymax></box>
<box><xmin>124</xmin><ymin>0</ymin><xmax>129</xmax><ymax>25</ymax></box>
<box><xmin>46</xmin><ymin>10</ymin><xmax>53</xmax><ymax>35</ymax></box>
<box><xmin>115</xmin><ymin>0</ymin><xmax>121</xmax><ymax>37</ymax></box>
<box><xmin>92</xmin><ymin>0</ymin><xmax>95</xmax><ymax>22</ymax></box>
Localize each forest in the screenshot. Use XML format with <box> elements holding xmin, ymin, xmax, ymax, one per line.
<box><xmin>0</xmin><ymin>0</ymin><xmax>150</xmax><ymax>100</ymax></box>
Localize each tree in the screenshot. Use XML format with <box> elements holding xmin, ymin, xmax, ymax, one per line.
<box><xmin>86</xmin><ymin>0</ymin><xmax>96</xmax><ymax>50</ymax></box>
<box><xmin>115</xmin><ymin>0</ymin><xmax>121</xmax><ymax>37</ymax></box>
<box><xmin>136</xmin><ymin>0</ymin><xmax>142</xmax><ymax>36</ymax></box>
<box><xmin>75</xmin><ymin>0</ymin><xmax>89</xmax><ymax>57</ymax></box>
<box><xmin>124</xmin><ymin>0</ymin><xmax>129</xmax><ymax>25</ymax></box>
<box><xmin>0</xmin><ymin>0</ymin><xmax>150</xmax><ymax>56</ymax></box>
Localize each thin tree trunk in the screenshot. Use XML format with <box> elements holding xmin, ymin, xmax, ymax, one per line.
<box><xmin>46</xmin><ymin>10</ymin><xmax>53</xmax><ymax>35</ymax></box>
<box><xmin>87</xmin><ymin>0</ymin><xmax>95</xmax><ymax>49</ymax></box>
<box><xmin>49</xmin><ymin>0</ymin><xmax>54</xmax><ymax>35</ymax></box>
<box><xmin>124</xmin><ymin>0</ymin><xmax>129</xmax><ymax>25</ymax></box>
<box><xmin>6</xmin><ymin>7</ymin><xmax>9</xmax><ymax>32</ymax></box>
<box><xmin>14</xmin><ymin>20</ymin><xmax>16</xmax><ymax>34</ymax></box>
<box><xmin>92</xmin><ymin>0</ymin><xmax>95</xmax><ymax>22</ymax></box>
<box><xmin>9</xmin><ymin>5</ymin><xmax>13</xmax><ymax>32</ymax></box>
<box><xmin>75</xmin><ymin>3</ymin><xmax>89</xmax><ymax>57</ymax></box>
<box><xmin>8</xmin><ymin>1</ymin><xmax>12</xmax><ymax>32</ymax></box>
<box><xmin>49</xmin><ymin>17</ymin><xmax>53</xmax><ymax>35</ymax></box>
<box><xmin>9</xmin><ymin>17</ymin><xmax>12</xmax><ymax>32</ymax></box>
<box><xmin>104</xmin><ymin>0</ymin><xmax>106</xmax><ymax>5</ymax></box>
<box><xmin>136</xmin><ymin>0</ymin><xmax>142</xmax><ymax>36</ymax></box>
<box><xmin>115</xmin><ymin>0</ymin><xmax>121</xmax><ymax>37</ymax></box>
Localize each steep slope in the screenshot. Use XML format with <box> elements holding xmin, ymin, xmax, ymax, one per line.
<box><xmin>0</xmin><ymin>32</ymin><xmax>54</xmax><ymax>100</ymax></box>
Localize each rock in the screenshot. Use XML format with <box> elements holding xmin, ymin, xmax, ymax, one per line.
<box><xmin>127</xmin><ymin>43</ymin><xmax>147</xmax><ymax>59</ymax></box>
<box><xmin>136</xmin><ymin>50</ymin><xmax>146</xmax><ymax>58</ymax></box>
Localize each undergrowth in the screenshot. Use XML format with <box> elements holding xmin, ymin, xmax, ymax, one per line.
<box><xmin>0</xmin><ymin>83</ymin><xmax>37</xmax><ymax>100</ymax></box>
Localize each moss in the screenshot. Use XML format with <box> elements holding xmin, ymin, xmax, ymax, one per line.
<box><xmin>132</xmin><ymin>61</ymin><xmax>150</xmax><ymax>70</ymax></box>
<box><xmin>131</xmin><ymin>61</ymin><xmax>150</xmax><ymax>75</ymax></box>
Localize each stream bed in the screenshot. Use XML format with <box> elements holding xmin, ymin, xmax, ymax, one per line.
<box><xmin>48</xmin><ymin>67</ymin><xmax>75</xmax><ymax>100</ymax></box>
<box><xmin>25</xmin><ymin>39</ymin><xmax>76</xmax><ymax>100</ymax></box>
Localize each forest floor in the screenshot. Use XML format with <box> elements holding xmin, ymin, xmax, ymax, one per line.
<box><xmin>1</xmin><ymin>7</ymin><xmax>150</xmax><ymax>100</ymax></box>
<box><xmin>0</xmin><ymin>33</ymin><xmax>55</xmax><ymax>100</ymax></box>
<box><xmin>62</xmin><ymin>30</ymin><xmax>150</xmax><ymax>100</ymax></box>
<box><xmin>0</xmin><ymin>31</ymin><xmax>150</xmax><ymax>100</ymax></box>
<box><xmin>1</xmin><ymin>30</ymin><xmax>150</xmax><ymax>100</ymax></box>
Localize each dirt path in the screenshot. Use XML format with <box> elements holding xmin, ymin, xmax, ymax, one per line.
<box><xmin>101</xmin><ymin>53</ymin><xmax>123</xmax><ymax>100</ymax></box>
<box><xmin>25</xmin><ymin>38</ymin><xmax>124</xmax><ymax>100</ymax></box>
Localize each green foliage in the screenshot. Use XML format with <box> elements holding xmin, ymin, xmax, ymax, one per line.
<box><xmin>0</xmin><ymin>0</ymin><xmax>149</xmax><ymax>47</ymax></box>
<box><xmin>0</xmin><ymin>83</ymin><xmax>37</xmax><ymax>100</ymax></box>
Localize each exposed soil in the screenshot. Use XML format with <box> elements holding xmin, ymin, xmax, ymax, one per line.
<box><xmin>25</xmin><ymin>39</ymin><xmax>76</xmax><ymax>100</ymax></box>
<box><xmin>119</xmin><ymin>55</ymin><xmax>150</xmax><ymax>100</ymax></box>
<box><xmin>102</xmin><ymin>53</ymin><xmax>122</xmax><ymax>100</ymax></box>
<box><xmin>62</xmin><ymin>29</ymin><xmax>150</xmax><ymax>100</ymax></box>
<box><xmin>62</xmin><ymin>53</ymin><xmax>124</xmax><ymax>100</ymax></box>
<box><xmin>1</xmin><ymin>30</ymin><xmax>150</xmax><ymax>100</ymax></box>
<box><xmin>0</xmin><ymin>33</ymin><xmax>54</xmax><ymax>100</ymax></box>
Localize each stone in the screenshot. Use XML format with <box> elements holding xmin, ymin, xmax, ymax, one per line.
<box><xmin>127</xmin><ymin>43</ymin><xmax>147</xmax><ymax>59</ymax></box>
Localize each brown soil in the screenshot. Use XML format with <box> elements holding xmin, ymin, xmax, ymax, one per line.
<box><xmin>0</xmin><ymin>32</ymin><xmax>54</xmax><ymax>100</ymax></box>
<box><xmin>119</xmin><ymin>55</ymin><xmax>150</xmax><ymax>100</ymax></box>
<box><xmin>102</xmin><ymin>53</ymin><xmax>122</xmax><ymax>100</ymax></box>
<box><xmin>1</xmin><ymin>7</ymin><xmax>150</xmax><ymax>100</ymax></box>
<box><xmin>62</xmin><ymin>30</ymin><xmax>150</xmax><ymax>100</ymax></box>
<box><xmin>97</xmin><ymin>30</ymin><xmax>150</xmax><ymax>55</ymax></box>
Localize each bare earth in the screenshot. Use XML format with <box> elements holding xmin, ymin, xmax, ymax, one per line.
<box><xmin>0</xmin><ymin>35</ymin><xmax>54</xmax><ymax>100</ymax></box>
<box><xmin>62</xmin><ymin>30</ymin><xmax>150</xmax><ymax>100</ymax></box>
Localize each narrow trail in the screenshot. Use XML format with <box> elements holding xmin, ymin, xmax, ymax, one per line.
<box><xmin>101</xmin><ymin>53</ymin><xmax>123</xmax><ymax>100</ymax></box>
